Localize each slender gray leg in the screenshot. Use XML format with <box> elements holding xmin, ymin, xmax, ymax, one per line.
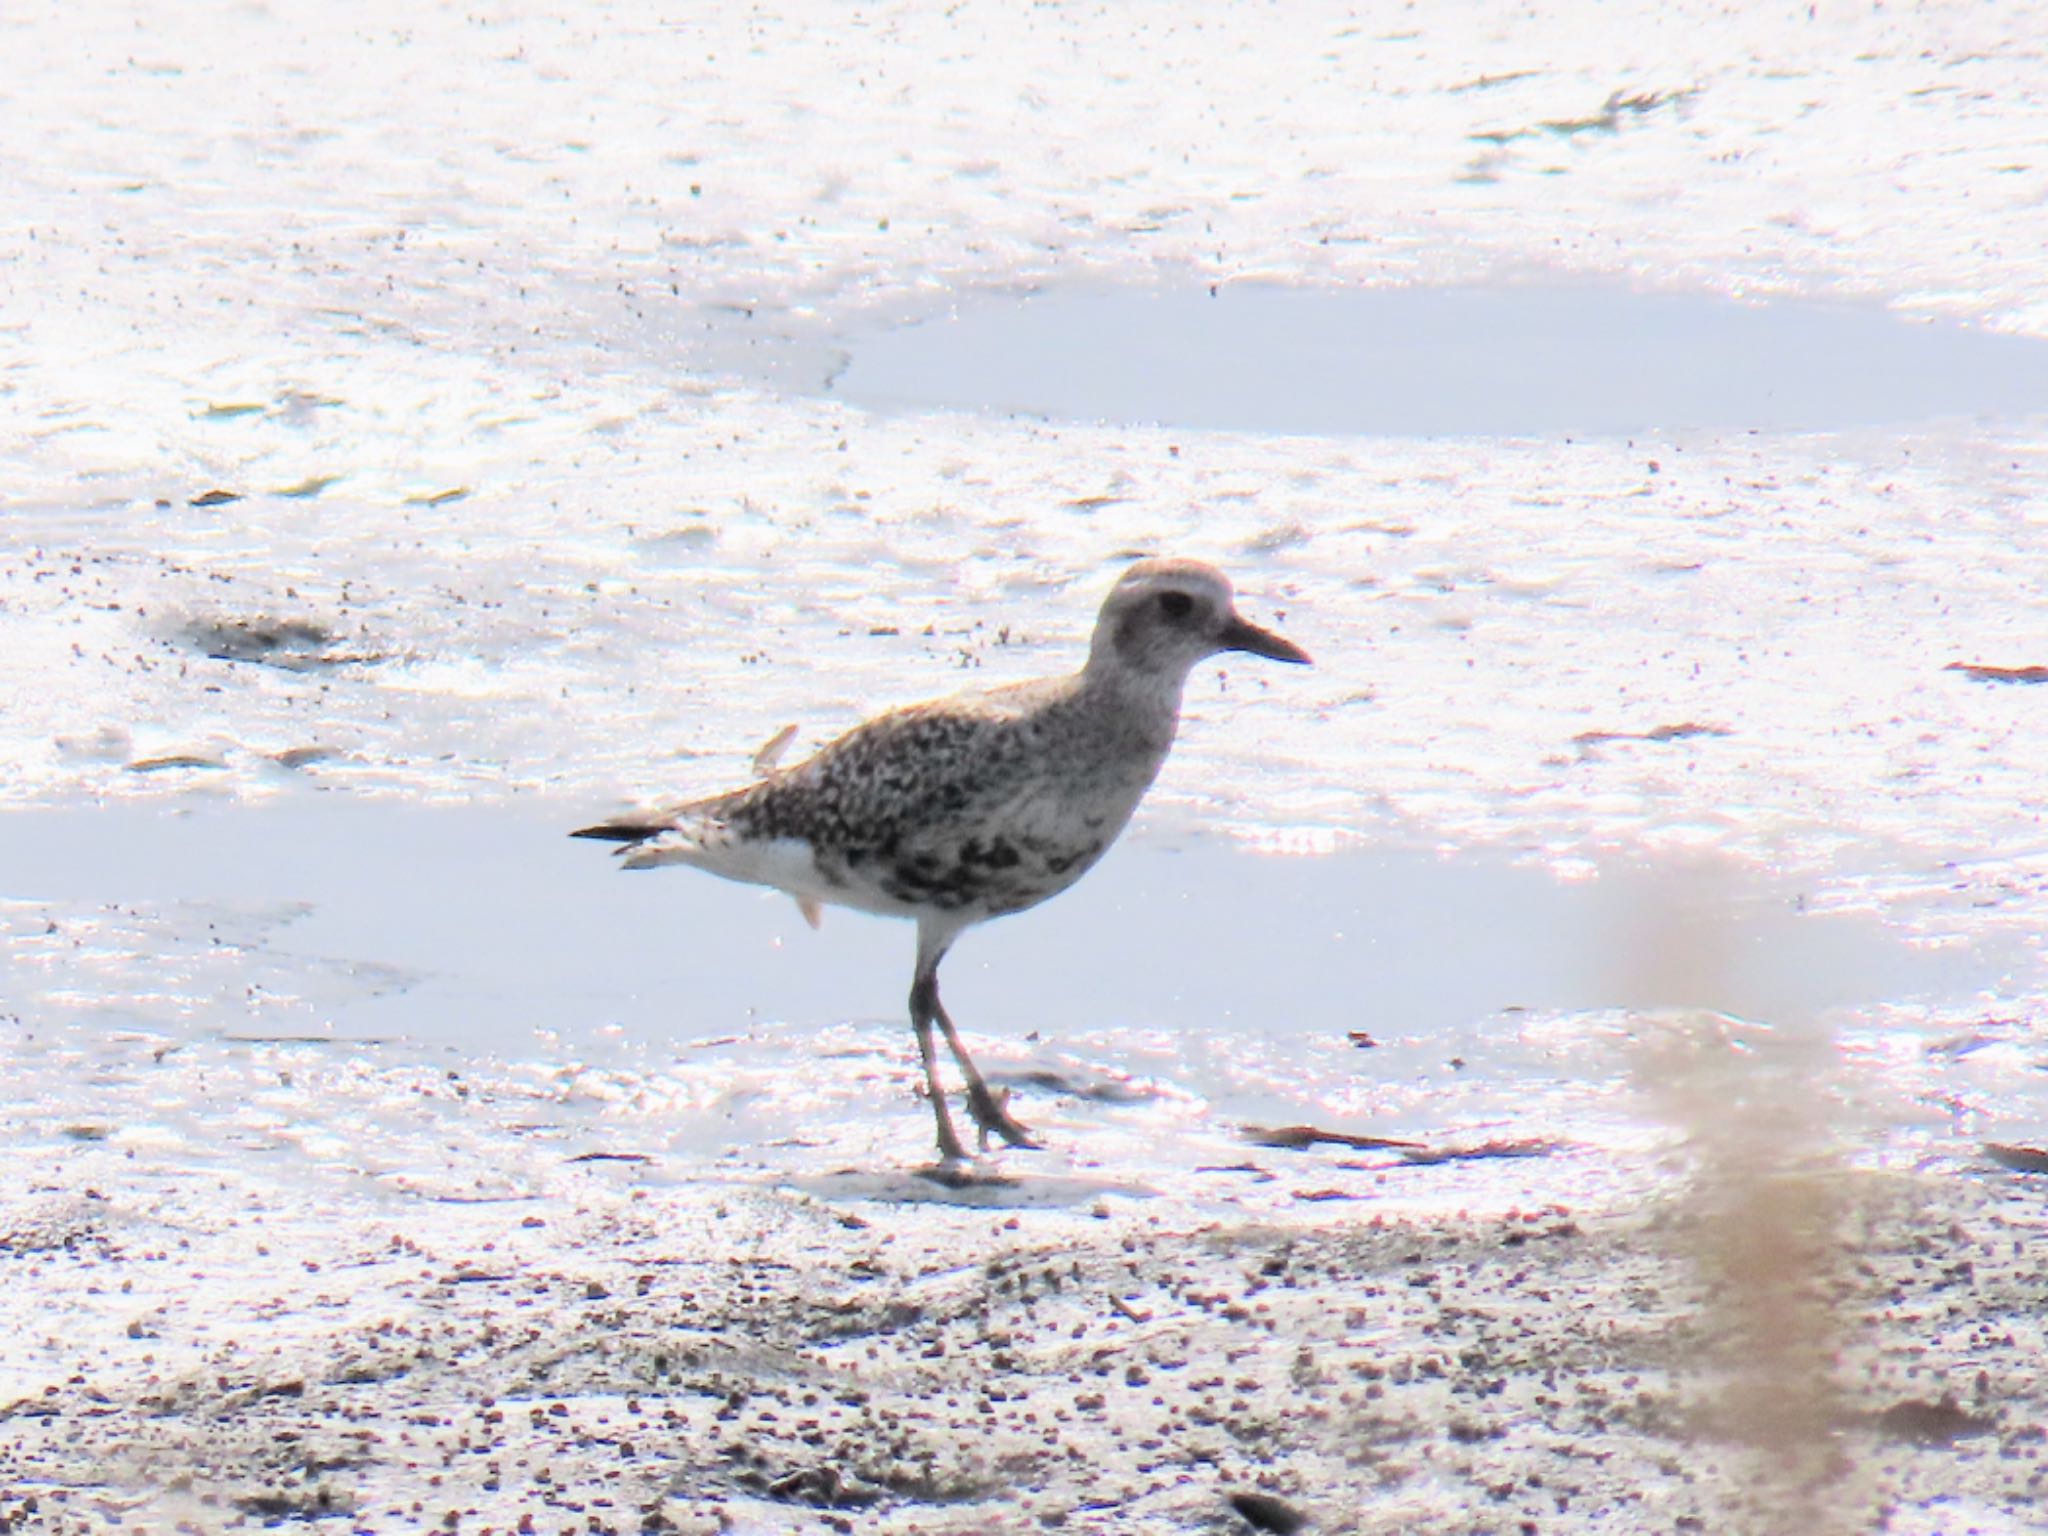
<box><xmin>913</xmin><ymin>921</ymin><xmax>974</xmax><ymax>1163</ymax></box>
<box><xmin>932</xmin><ymin>990</ymin><xmax>1041</xmax><ymax>1150</ymax></box>
<box><xmin>911</xmin><ymin>916</ymin><xmax>1038</xmax><ymax>1151</ymax></box>
<box><xmin>910</xmin><ymin>929</ymin><xmax>969</xmax><ymax>1163</ymax></box>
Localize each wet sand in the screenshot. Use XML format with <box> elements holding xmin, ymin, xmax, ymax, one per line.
<box><xmin>4</xmin><ymin>1133</ymin><xmax>2044</xmax><ymax>1535</ymax></box>
<box><xmin>3</xmin><ymin>792</ymin><xmax>2044</xmax><ymax>1534</ymax></box>
<box><xmin>0</xmin><ymin>799</ymin><xmax>2038</xmax><ymax>1532</ymax></box>
<box><xmin>3</xmin><ymin>794</ymin><xmax>2045</xmax><ymax>1536</ymax></box>
<box><xmin>7</xmin><ymin>0</ymin><xmax>2048</xmax><ymax>1529</ymax></box>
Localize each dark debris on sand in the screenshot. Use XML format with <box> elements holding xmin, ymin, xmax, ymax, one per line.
<box><xmin>1</xmin><ymin>1161</ymin><xmax>2045</xmax><ymax>1534</ymax></box>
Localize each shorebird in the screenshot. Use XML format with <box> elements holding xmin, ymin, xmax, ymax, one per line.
<box><xmin>572</xmin><ymin>558</ymin><xmax>1310</xmax><ymax>1163</ymax></box>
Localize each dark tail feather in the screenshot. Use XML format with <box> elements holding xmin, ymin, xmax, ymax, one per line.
<box><xmin>570</xmin><ymin>816</ymin><xmax>671</xmax><ymax>844</ymax></box>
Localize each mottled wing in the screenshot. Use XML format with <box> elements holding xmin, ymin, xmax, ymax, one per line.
<box><xmin>570</xmin><ymin>687</ymin><xmax>1054</xmax><ymax>853</ymax></box>
<box><xmin>727</xmin><ymin>688</ymin><xmax>1062</xmax><ymax>850</ymax></box>
<box><xmin>735</xmin><ymin>679</ymin><xmax>1147</xmax><ymax>916</ymax></box>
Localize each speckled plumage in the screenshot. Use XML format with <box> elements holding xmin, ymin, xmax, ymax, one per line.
<box><xmin>623</xmin><ymin>675</ymin><xmax>1165</xmax><ymax>919</ymax></box>
<box><xmin>574</xmin><ymin>557</ymin><xmax>1310</xmax><ymax>1163</ymax></box>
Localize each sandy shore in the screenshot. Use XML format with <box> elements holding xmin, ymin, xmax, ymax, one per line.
<box><xmin>4</xmin><ymin>1108</ymin><xmax>2043</xmax><ymax>1536</ymax></box>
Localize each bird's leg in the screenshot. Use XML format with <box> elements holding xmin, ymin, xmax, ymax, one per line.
<box><xmin>910</xmin><ymin>971</ymin><xmax>970</xmax><ymax>1164</ymax></box>
<box><xmin>928</xmin><ymin>981</ymin><xmax>1041</xmax><ymax>1151</ymax></box>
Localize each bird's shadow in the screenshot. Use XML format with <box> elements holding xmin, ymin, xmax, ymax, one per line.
<box><xmin>790</xmin><ymin>1164</ymin><xmax>1152</xmax><ymax>1209</ymax></box>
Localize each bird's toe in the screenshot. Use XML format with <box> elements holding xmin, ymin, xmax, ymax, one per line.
<box><xmin>968</xmin><ymin>1083</ymin><xmax>1042</xmax><ymax>1150</ymax></box>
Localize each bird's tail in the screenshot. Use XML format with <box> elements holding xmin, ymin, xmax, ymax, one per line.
<box><xmin>569</xmin><ymin>817</ymin><xmax>663</xmax><ymax>844</ymax></box>
<box><xmin>570</xmin><ymin>811</ymin><xmax>719</xmax><ymax>871</ymax></box>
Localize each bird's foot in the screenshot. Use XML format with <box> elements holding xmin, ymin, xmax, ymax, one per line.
<box><xmin>967</xmin><ymin>1082</ymin><xmax>1041</xmax><ymax>1151</ymax></box>
<box><xmin>922</xmin><ymin>1123</ymin><xmax>1003</xmax><ymax>1188</ymax></box>
<box><xmin>916</xmin><ymin>1158</ymin><xmax>1007</xmax><ymax>1190</ymax></box>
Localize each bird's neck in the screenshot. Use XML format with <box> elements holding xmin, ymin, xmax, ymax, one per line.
<box><xmin>1073</xmin><ymin>658</ymin><xmax>1188</xmax><ymax>755</ymax></box>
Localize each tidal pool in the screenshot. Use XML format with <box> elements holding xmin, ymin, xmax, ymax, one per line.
<box><xmin>825</xmin><ymin>281</ymin><xmax>2048</xmax><ymax>437</ymax></box>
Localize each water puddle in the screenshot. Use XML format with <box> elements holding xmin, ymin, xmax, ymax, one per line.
<box><xmin>0</xmin><ymin>794</ymin><xmax>2016</xmax><ymax>1050</ymax></box>
<box><xmin>824</xmin><ymin>282</ymin><xmax>2048</xmax><ymax>437</ymax></box>
<box><xmin>1</xmin><ymin>794</ymin><xmax>2034</xmax><ymax>1182</ymax></box>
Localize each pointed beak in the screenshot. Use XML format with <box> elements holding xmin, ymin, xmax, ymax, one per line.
<box><xmin>1220</xmin><ymin>614</ymin><xmax>1312</xmax><ymax>665</ymax></box>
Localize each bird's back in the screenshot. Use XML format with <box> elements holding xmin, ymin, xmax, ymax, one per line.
<box><xmin>584</xmin><ymin>672</ymin><xmax>1175</xmax><ymax>922</ymax></box>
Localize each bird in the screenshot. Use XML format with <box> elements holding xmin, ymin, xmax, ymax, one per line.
<box><xmin>572</xmin><ymin>557</ymin><xmax>1310</xmax><ymax>1164</ymax></box>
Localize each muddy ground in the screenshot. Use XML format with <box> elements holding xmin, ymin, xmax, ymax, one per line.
<box><xmin>7</xmin><ymin>1</ymin><xmax>2048</xmax><ymax>1531</ymax></box>
<box><xmin>3</xmin><ymin>1123</ymin><xmax>2043</xmax><ymax>1536</ymax></box>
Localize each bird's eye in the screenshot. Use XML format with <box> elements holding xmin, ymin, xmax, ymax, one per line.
<box><xmin>1157</xmin><ymin>591</ymin><xmax>1194</xmax><ymax>621</ymax></box>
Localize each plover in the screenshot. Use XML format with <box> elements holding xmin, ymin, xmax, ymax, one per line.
<box><xmin>573</xmin><ymin>558</ymin><xmax>1310</xmax><ymax>1162</ymax></box>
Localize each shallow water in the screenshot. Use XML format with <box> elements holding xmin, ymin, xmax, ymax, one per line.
<box><xmin>3</xmin><ymin>795</ymin><xmax>2036</xmax><ymax>1198</ymax></box>
<box><xmin>827</xmin><ymin>282</ymin><xmax>2048</xmax><ymax>437</ymax></box>
<box><xmin>0</xmin><ymin>794</ymin><xmax>2014</xmax><ymax>1046</ymax></box>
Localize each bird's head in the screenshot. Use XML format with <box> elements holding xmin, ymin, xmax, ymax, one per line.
<box><xmin>1087</xmin><ymin>557</ymin><xmax>1311</xmax><ymax>683</ymax></box>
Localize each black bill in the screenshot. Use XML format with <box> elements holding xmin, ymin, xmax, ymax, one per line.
<box><xmin>1221</xmin><ymin>616</ymin><xmax>1311</xmax><ymax>665</ymax></box>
